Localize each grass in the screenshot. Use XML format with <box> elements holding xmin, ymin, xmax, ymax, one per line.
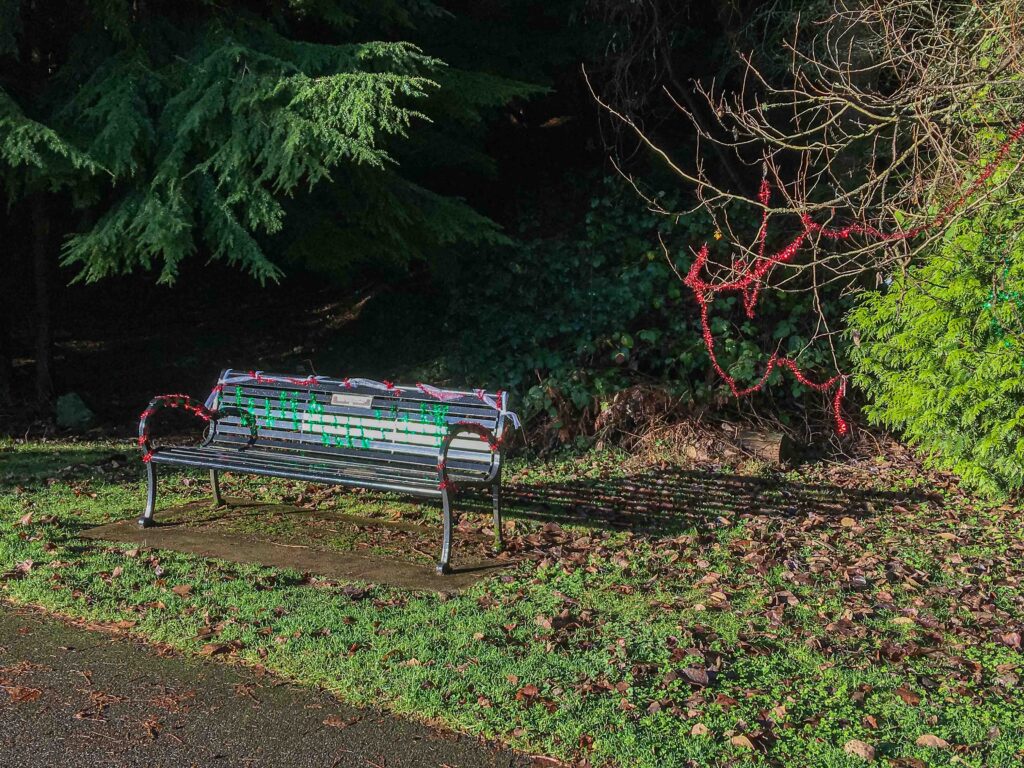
<box><xmin>2</xmin><ymin>436</ymin><xmax>1023</xmax><ymax>767</ymax></box>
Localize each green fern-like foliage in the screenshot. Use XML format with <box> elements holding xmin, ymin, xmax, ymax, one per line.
<box><xmin>0</xmin><ymin>1</ymin><xmax>530</xmax><ymax>285</ymax></box>
<box><xmin>850</xmin><ymin>191</ymin><xmax>1024</xmax><ymax>496</ymax></box>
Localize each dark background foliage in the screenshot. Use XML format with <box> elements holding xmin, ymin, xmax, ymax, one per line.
<box><xmin>6</xmin><ymin>0</ymin><xmax>986</xmax><ymax>481</ymax></box>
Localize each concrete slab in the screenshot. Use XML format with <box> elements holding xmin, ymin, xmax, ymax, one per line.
<box><xmin>80</xmin><ymin>500</ymin><xmax>514</xmax><ymax>593</ymax></box>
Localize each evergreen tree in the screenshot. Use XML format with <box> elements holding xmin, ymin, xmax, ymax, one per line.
<box><xmin>0</xmin><ymin>0</ymin><xmax>533</xmax><ymax>405</ymax></box>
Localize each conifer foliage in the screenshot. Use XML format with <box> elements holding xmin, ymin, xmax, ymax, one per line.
<box><xmin>0</xmin><ymin>0</ymin><xmax>542</xmax><ymax>405</ymax></box>
<box><xmin>0</xmin><ymin>1</ymin><xmax>447</xmax><ymax>284</ymax></box>
<box><xmin>850</xmin><ymin>184</ymin><xmax>1024</xmax><ymax>497</ymax></box>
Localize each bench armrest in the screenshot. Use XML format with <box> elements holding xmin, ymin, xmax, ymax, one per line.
<box><xmin>138</xmin><ymin>396</ymin><xmax>256</xmax><ymax>462</ymax></box>
<box><xmin>209</xmin><ymin>405</ymin><xmax>249</xmax><ymax>421</ymax></box>
<box><xmin>436</xmin><ymin>421</ymin><xmax>506</xmax><ymax>490</ymax></box>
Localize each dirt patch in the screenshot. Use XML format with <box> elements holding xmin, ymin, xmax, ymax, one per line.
<box><xmin>80</xmin><ymin>500</ymin><xmax>515</xmax><ymax>592</ymax></box>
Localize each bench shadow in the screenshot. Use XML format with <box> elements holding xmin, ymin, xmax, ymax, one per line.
<box><xmin>50</xmin><ymin>465</ymin><xmax>932</xmax><ymax>566</ymax></box>
<box><xmin>463</xmin><ymin>466</ymin><xmax>930</xmax><ymax>538</ymax></box>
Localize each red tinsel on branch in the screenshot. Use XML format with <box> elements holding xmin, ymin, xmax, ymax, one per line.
<box><xmin>685</xmin><ymin>118</ymin><xmax>1024</xmax><ymax>436</ymax></box>
<box><xmin>684</xmin><ymin>233</ymin><xmax>850</xmax><ymax>436</ymax></box>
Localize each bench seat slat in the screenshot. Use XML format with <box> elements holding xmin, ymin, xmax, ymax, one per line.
<box><xmin>227</xmin><ymin>388</ymin><xmax>502</xmax><ymax>422</ymax></box>
<box><xmin>227</xmin><ymin>381</ymin><xmax>500</xmax><ymax>408</ymax></box>
<box><xmin>154</xmin><ymin>445</ymin><xmax>492</xmax><ymax>483</ymax></box>
<box><xmin>204</xmin><ymin>434</ymin><xmax>495</xmax><ymax>475</ymax></box>
<box><xmin>155</xmin><ymin>446</ymin><xmax>491</xmax><ymax>481</ymax></box>
<box><xmin>151</xmin><ymin>448</ymin><xmax>447</xmax><ymax>497</ymax></box>
<box><xmin>224</xmin><ymin>382</ymin><xmax>503</xmax><ymax>412</ymax></box>
<box><xmin>214</xmin><ymin>395</ymin><xmax>498</xmax><ymax>436</ymax></box>
<box><xmin>212</xmin><ymin>416</ymin><xmax>494</xmax><ymax>456</ymax></box>
<box><xmin>205</xmin><ymin>433</ymin><xmax>492</xmax><ymax>475</ymax></box>
<box><xmin>210</xmin><ymin>423</ymin><xmax>493</xmax><ymax>467</ymax></box>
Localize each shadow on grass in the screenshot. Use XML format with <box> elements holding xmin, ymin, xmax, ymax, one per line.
<box><xmin>8</xmin><ymin>449</ymin><xmax>930</xmax><ymax>548</ymax></box>
<box><xmin>459</xmin><ymin>467</ymin><xmax>930</xmax><ymax>538</ymax></box>
<box><xmin>0</xmin><ymin>446</ymin><xmax>130</xmax><ymax>489</ymax></box>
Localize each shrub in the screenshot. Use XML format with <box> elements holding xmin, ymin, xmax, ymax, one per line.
<box><xmin>849</xmin><ymin>198</ymin><xmax>1024</xmax><ymax>496</ymax></box>
<box><xmin>448</xmin><ymin>177</ymin><xmax>848</xmax><ymax>435</ymax></box>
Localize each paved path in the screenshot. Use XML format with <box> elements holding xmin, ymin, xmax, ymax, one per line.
<box><xmin>0</xmin><ymin>605</ymin><xmax>527</xmax><ymax>768</ymax></box>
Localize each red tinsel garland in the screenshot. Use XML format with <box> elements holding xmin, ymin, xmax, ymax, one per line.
<box><xmin>435</xmin><ymin>421</ymin><xmax>505</xmax><ymax>491</ymax></box>
<box><xmin>686</xmin><ymin>118</ymin><xmax>1024</xmax><ymax>436</ymax></box>
<box><xmin>138</xmin><ymin>394</ymin><xmax>214</xmax><ymax>462</ymax></box>
<box><xmin>209</xmin><ymin>371</ymin><xmax>514</xmax><ymax>424</ymax></box>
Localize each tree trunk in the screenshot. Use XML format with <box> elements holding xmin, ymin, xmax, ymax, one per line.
<box><xmin>31</xmin><ymin>193</ymin><xmax>54</xmax><ymax>408</ymax></box>
<box><xmin>0</xmin><ymin>238</ymin><xmax>11</xmax><ymax>406</ymax></box>
<box><xmin>0</xmin><ymin>210</ymin><xmax>11</xmax><ymax>405</ymax></box>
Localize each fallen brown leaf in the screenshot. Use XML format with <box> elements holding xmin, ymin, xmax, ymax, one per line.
<box><xmin>844</xmin><ymin>739</ymin><xmax>876</xmax><ymax>761</ymax></box>
<box><xmin>515</xmin><ymin>684</ymin><xmax>540</xmax><ymax>703</ymax></box>
<box><xmin>915</xmin><ymin>734</ymin><xmax>949</xmax><ymax>749</ymax></box>
<box><xmin>5</xmin><ymin>686</ymin><xmax>42</xmax><ymax>703</ymax></box>
<box><xmin>681</xmin><ymin>667</ymin><xmax>712</xmax><ymax>687</ymax></box>
<box><xmin>323</xmin><ymin>714</ymin><xmax>360</xmax><ymax>729</ymax></box>
<box><xmin>729</xmin><ymin>734</ymin><xmax>756</xmax><ymax>750</ymax></box>
<box><xmin>142</xmin><ymin>716</ymin><xmax>161</xmax><ymax>739</ymax></box>
<box><xmin>895</xmin><ymin>686</ymin><xmax>922</xmax><ymax>706</ymax></box>
<box><xmin>199</xmin><ymin>643</ymin><xmax>230</xmax><ymax>657</ymax></box>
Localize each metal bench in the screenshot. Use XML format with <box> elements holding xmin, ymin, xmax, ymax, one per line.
<box><xmin>137</xmin><ymin>369</ymin><xmax>520</xmax><ymax>574</ymax></box>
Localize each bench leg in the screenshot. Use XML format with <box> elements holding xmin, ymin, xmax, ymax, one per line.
<box><xmin>210</xmin><ymin>469</ymin><xmax>223</xmax><ymax>506</ymax></box>
<box><xmin>492</xmin><ymin>483</ymin><xmax>504</xmax><ymax>553</ymax></box>
<box><xmin>437</xmin><ymin>488</ymin><xmax>453</xmax><ymax>575</ymax></box>
<box><xmin>138</xmin><ymin>462</ymin><xmax>157</xmax><ymax>528</ymax></box>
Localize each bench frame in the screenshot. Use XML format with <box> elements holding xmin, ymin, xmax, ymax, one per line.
<box><xmin>136</xmin><ymin>373</ymin><xmax>517</xmax><ymax>574</ymax></box>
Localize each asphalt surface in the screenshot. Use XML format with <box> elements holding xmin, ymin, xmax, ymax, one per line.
<box><xmin>0</xmin><ymin>605</ymin><xmax>527</xmax><ymax>768</ymax></box>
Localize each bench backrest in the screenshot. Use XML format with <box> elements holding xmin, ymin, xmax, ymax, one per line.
<box><xmin>206</xmin><ymin>370</ymin><xmax>511</xmax><ymax>476</ymax></box>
